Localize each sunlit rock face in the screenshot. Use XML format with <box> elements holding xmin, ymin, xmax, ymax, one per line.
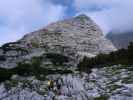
<box><xmin>20</xmin><ymin>14</ymin><xmax>116</xmax><ymax>63</ymax></box>
<box><xmin>21</xmin><ymin>14</ymin><xmax>116</xmax><ymax>56</ymax></box>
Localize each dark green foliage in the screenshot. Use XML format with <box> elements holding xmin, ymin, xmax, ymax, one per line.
<box><xmin>94</xmin><ymin>96</ymin><xmax>108</xmax><ymax>100</ymax></box>
<box><xmin>1</xmin><ymin>42</ymin><xmax>28</xmax><ymax>54</ymax></box>
<box><xmin>0</xmin><ymin>68</ymin><xmax>13</xmax><ymax>82</ymax></box>
<box><xmin>0</xmin><ymin>57</ymin><xmax>42</xmax><ymax>82</ymax></box>
<box><xmin>45</xmin><ymin>53</ymin><xmax>69</xmax><ymax>65</ymax></box>
<box><xmin>78</xmin><ymin>42</ymin><xmax>133</xmax><ymax>72</ymax></box>
<box><xmin>0</xmin><ymin>55</ymin><xmax>6</xmax><ymax>61</ymax></box>
<box><xmin>0</xmin><ymin>53</ymin><xmax>73</xmax><ymax>82</ymax></box>
<box><xmin>12</xmin><ymin>56</ymin><xmax>72</xmax><ymax>79</ymax></box>
<box><xmin>78</xmin><ymin>57</ymin><xmax>93</xmax><ymax>73</ymax></box>
<box><xmin>1</xmin><ymin>42</ymin><xmax>17</xmax><ymax>52</ymax></box>
<box><xmin>13</xmin><ymin>63</ymin><xmax>33</xmax><ymax>76</ymax></box>
<box><xmin>13</xmin><ymin>57</ymin><xmax>43</xmax><ymax>77</ymax></box>
<box><xmin>2</xmin><ymin>44</ymin><xmax>10</xmax><ymax>54</ymax></box>
<box><xmin>127</xmin><ymin>42</ymin><xmax>133</xmax><ymax>60</ymax></box>
<box><xmin>31</xmin><ymin>57</ymin><xmax>45</xmax><ymax>78</ymax></box>
<box><xmin>31</xmin><ymin>42</ymin><xmax>39</xmax><ymax>48</ymax></box>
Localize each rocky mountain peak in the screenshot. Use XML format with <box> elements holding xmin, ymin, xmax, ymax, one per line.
<box><xmin>0</xmin><ymin>14</ymin><xmax>116</xmax><ymax>68</ymax></box>
<box><xmin>45</xmin><ymin>14</ymin><xmax>103</xmax><ymax>36</ymax></box>
<box><xmin>74</xmin><ymin>14</ymin><xmax>91</xmax><ymax>20</ymax></box>
<box><xmin>22</xmin><ymin>14</ymin><xmax>116</xmax><ymax>56</ymax></box>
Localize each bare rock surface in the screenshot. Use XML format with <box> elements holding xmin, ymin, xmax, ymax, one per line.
<box><xmin>0</xmin><ymin>65</ymin><xmax>133</xmax><ymax>100</ymax></box>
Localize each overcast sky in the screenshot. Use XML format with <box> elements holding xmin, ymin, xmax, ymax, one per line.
<box><xmin>0</xmin><ymin>0</ymin><xmax>133</xmax><ymax>45</ymax></box>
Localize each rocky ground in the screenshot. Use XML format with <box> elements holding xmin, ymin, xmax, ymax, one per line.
<box><xmin>0</xmin><ymin>65</ymin><xmax>133</xmax><ymax>100</ymax></box>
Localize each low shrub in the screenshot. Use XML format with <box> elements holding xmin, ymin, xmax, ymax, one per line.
<box><xmin>0</xmin><ymin>56</ymin><xmax>6</xmax><ymax>61</ymax></box>
<box><xmin>0</xmin><ymin>68</ymin><xmax>12</xmax><ymax>82</ymax></box>
<box><xmin>13</xmin><ymin>62</ymin><xmax>33</xmax><ymax>76</ymax></box>
<box><xmin>0</xmin><ymin>53</ymin><xmax>73</xmax><ymax>82</ymax></box>
<box><xmin>78</xmin><ymin>42</ymin><xmax>133</xmax><ymax>72</ymax></box>
<box><xmin>45</xmin><ymin>53</ymin><xmax>69</xmax><ymax>65</ymax></box>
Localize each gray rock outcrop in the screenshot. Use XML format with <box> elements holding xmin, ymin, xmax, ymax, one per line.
<box><xmin>0</xmin><ymin>65</ymin><xmax>133</xmax><ymax>100</ymax></box>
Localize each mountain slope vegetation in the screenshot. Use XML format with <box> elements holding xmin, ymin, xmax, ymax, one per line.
<box><xmin>78</xmin><ymin>42</ymin><xmax>133</xmax><ymax>72</ymax></box>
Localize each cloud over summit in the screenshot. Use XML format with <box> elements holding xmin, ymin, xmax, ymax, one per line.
<box><xmin>0</xmin><ymin>0</ymin><xmax>133</xmax><ymax>45</ymax></box>
<box><xmin>74</xmin><ymin>0</ymin><xmax>133</xmax><ymax>34</ymax></box>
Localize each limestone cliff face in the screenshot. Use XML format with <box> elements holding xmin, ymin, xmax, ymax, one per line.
<box><xmin>20</xmin><ymin>14</ymin><xmax>116</xmax><ymax>58</ymax></box>
<box><xmin>0</xmin><ymin>14</ymin><xmax>116</xmax><ymax>68</ymax></box>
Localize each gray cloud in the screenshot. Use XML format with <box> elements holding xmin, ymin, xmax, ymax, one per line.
<box><xmin>0</xmin><ymin>0</ymin><xmax>66</xmax><ymax>45</ymax></box>
<box><xmin>74</xmin><ymin>0</ymin><xmax>133</xmax><ymax>34</ymax></box>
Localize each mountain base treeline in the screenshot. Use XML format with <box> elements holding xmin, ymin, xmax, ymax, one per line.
<box><xmin>78</xmin><ymin>42</ymin><xmax>133</xmax><ymax>72</ymax></box>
